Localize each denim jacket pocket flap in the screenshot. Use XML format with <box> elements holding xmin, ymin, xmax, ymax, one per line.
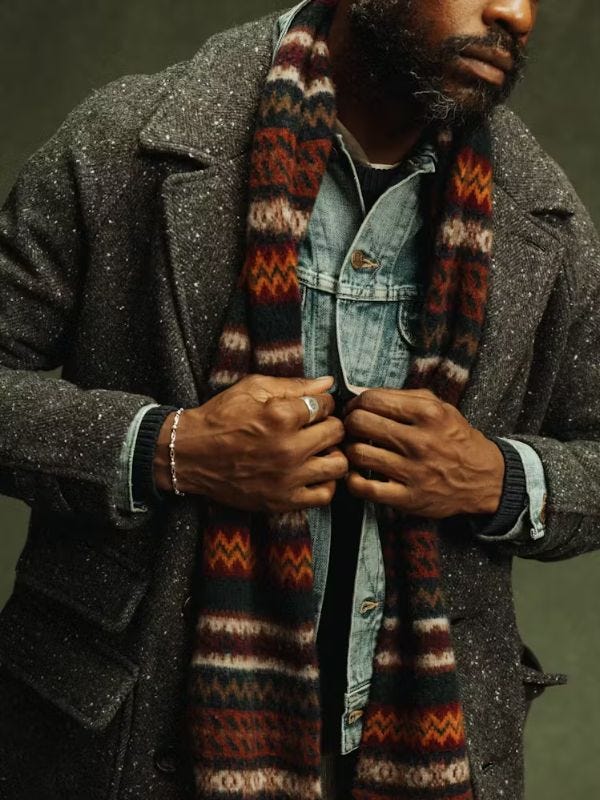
<box><xmin>397</xmin><ymin>287</ymin><xmax>425</xmax><ymax>348</ymax></box>
<box><xmin>0</xmin><ymin>585</ymin><xmax>139</xmax><ymax>731</ymax></box>
<box><xmin>15</xmin><ymin>528</ymin><xmax>149</xmax><ymax>634</ymax></box>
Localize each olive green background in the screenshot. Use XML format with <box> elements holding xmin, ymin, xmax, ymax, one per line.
<box><xmin>0</xmin><ymin>1</ymin><xmax>598</xmax><ymax>797</ymax></box>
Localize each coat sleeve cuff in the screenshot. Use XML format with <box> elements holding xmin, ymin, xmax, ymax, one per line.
<box><xmin>472</xmin><ymin>437</ymin><xmax>548</xmax><ymax>545</ymax></box>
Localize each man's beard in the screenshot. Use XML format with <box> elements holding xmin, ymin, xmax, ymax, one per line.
<box><xmin>347</xmin><ymin>0</ymin><xmax>527</xmax><ymax>128</ymax></box>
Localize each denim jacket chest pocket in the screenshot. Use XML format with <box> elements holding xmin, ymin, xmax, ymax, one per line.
<box><xmin>334</xmin><ymin>222</ymin><xmax>426</xmax><ymax>390</ymax></box>
<box><xmin>336</xmin><ymin>288</ymin><xmax>423</xmax><ymax>391</ymax></box>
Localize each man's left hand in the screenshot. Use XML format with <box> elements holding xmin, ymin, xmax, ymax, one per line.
<box><xmin>342</xmin><ymin>387</ymin><xmax>505</xmax><ymax>519</ymax></box>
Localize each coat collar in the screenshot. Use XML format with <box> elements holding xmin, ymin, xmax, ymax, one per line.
<box><xmin>139</xmin><ymin>12</ymin><xmax>279</xmax><ymax>166</ymax></box>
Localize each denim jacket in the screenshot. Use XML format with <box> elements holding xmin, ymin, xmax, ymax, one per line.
<box><xmin>118</xmin><ymin>0</ymin><xmax>548</xmax><ymax>756</ymax></box>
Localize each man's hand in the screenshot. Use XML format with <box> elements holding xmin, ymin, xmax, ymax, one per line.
<box><xmin>342</xmin><ymin>387</ymin><xmax>505</xmax><ymax>519</ymax></box>
<box><xmin>153</xmin><ymin>374</ymin><xmax>348</xmax><ymax>513</ymax></box>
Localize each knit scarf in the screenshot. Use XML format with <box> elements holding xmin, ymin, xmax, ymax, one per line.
<box><xmin>186</xmin><ymin>1</ymin><xmax>493</xmax><ymax>798</ymax></box>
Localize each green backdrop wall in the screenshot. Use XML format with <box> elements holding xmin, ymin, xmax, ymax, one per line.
<box><xmin>1</xmin><ymin>2</ymin><xmax>599</xmax><ymax>797</ymax></box>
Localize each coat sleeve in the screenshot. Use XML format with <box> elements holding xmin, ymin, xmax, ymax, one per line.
<box><xmin>486</xmin><ymin>200</ymin><xmax>600</xmax><ymax>561</ymax></box>
<box><xmin>0</xmin><ymin>88</ymin><xmax>164</xmax><ymax>531</ymax></box>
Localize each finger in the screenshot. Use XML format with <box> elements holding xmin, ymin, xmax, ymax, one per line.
<box><xmin>345</xmin><ymin>442</ymin><xmax>412</xmax><ymax>483</ymax></box>
<box><xmin>294</xmin><ymin>451</ymin><xmax>349</xmax><ymax>487</ymax></box>
<box><xmin>344</xmin><ymin>408</ymin><xmax>420</xmax><ymax>455</ymax></box>
<box><xmin>250</xmin><ymin>374</ymin><xmax>334</xmax><ymax>399</ymax></box>
<box><xmin>344</xmin><ymin>388</ymin><xmax>444</xmax><ymax>425</ymax></box>
<box><xmin>264</xmin><ymin>392</ymin><xmax>336</xmax><ymax>430</ymax></box>
<box><xmin>346</xmin><ymin>472</ymin><xmax>415</xmax><ymax>509</ymax></box>
<box><xmin>288</xmin><ymin>480</ymin><xmax>336</xmax><ymax>509</ymax></box>
<box><xmin>295</xmin><ymin>415</ymin><xmax>346</xmax><ymax>457</ymax></box>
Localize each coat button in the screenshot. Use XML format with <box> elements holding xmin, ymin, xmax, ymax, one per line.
<box><xmin>154</xmin><ymin>746</ymin><xmax>178</xmax><ymax>775</ymax></box>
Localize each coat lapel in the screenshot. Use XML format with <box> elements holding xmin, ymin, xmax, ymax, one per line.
<box><xmin>458</xmin><ymin>110</ymin><xmax>575</xmax><ymax>431</ymax></box>
<box><xmin>459</xmin><ymin>183</ymin><xmax>568</xmax><ymax>432</ymax></box>
<box><xmin>138</xmin><ymin>15</ymin><xmax>277</xmax><ymax>399</ymax></box>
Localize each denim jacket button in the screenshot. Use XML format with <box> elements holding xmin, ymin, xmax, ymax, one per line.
<box><xmin>347</xmin><ymin>709</ymin><xmax>364</xmax><ymax>725</ymax></box>
<box><xmin>350</xmin><ymin>250</ymin><xmax>378</xmax><ymax>270</ymax></box>
<box><xmin>359</xmin><ymin>598</ymin><xmax>380</xmax><ymax>616</ymax></box>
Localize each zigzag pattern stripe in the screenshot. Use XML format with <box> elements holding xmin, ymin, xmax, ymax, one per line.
<box><xmin>191</xmin><ymin>675</ymin><xmax>321</xmax><ymax>714</ymax></box>
<box><xmin>203</xmin><ymin>529</ymin><xmax>256</xmax><ymax>577</ymax></box>
<box><xmin>363</xmin><ymin>706</ymin><xmax>468</xmax><ymax>750</ymax></box>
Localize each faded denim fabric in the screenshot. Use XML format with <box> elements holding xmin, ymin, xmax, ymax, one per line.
<box><xmin>298</xmin><ymin>131</ymin><xmax>438</xmax><ymax>754</ymax></box>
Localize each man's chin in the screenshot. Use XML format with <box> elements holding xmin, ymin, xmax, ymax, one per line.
<box><xmin>416</xmin><ymin>78</ymin><xmax>506</xmax><ymax>127</ymax></box>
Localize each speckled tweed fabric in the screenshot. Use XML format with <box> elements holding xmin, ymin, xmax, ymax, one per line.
<box><xmin>1</xmin><ymin>8</ymin><xmax>599</xmax><ymax>800</ymax></box>
<box><xmin>186</xmin><ymin>2</ymin><xmax>495</xmax><ymax>797</ymax></box>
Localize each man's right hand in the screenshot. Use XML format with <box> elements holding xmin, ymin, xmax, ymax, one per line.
<box><xmin>153</xmin><ymin>374</ymin><xmax>348</xmax><ymax>513</ymax></box>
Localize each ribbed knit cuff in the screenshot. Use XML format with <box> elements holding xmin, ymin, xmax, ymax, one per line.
<box><xmin>468</xmin><ymin>437</ymin><xmax>528</xmax><ymax>537</ymax></box>
<box><xmin>131</xmin><ymin>405</ymin><xmax>179</xmax><ymax>506</ymax></box>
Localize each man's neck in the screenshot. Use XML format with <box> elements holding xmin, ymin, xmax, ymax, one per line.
<box><xmin>327</xmin><ymin>2</ymin><xmax>426</xmax><ymax>165</ymax></box>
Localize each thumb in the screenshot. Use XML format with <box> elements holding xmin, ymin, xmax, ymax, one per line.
<box><xmin>255</xmin><ymin>374</ymin><xmax>334</xmax><ymax>399</ymax></box>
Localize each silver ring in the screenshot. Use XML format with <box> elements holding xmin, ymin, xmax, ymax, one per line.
<box><xmin>300</xmin><ymin>395</ymin><xmax>320</xmax><ymax>425</ymax></box>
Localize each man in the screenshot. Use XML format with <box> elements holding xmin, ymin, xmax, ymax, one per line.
<box><xmin>0</xmin><ymin>0</ymin><xmax>597</xmax><ymax>798</ymax></box>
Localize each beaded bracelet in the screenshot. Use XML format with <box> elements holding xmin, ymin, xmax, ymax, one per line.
<box><xmin>169</xmin><ymin>407</ymin><xmax>186</xmax><ymax>497</ymax></box>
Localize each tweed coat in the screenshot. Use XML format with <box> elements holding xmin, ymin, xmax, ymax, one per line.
<box><xmin>0</xmin><ymin>10</ymin><xmax>599</xmax><ymax>800</ymax></box>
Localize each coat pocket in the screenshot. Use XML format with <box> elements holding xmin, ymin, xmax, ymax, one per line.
<box><xmin>0</xmin><ymin>583</ymin><xmax>138</xmax><ymax>731</ymax></box>
<box><xmin>15</xmin><ymin>520</ymin><xmax>150</xmax><ymax>634</ymax></box>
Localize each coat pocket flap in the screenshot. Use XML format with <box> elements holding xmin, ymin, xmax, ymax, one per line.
<box><xmin>16</xmin><ymin>530</ymin><xmax>149</xmax><ymax>633</ymax></box>
<box><xmin>520</xmin><ymin>664</ymin><xmax>568</xmax><ymax>687</ymax></box>
<box><xmin>519</xmin><ymin>642</ymin><xmax>568</xmax><ymax>694</ymax></box>
<box><xmin>0</xmin><ymin>586</ymin><xmax>138</xmax><ymax>731</ymax></box>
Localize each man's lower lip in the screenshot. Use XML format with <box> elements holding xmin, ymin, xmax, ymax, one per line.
<box><xmin>456</xmin><ymin>55</ymin><xmax>506</xmax><ymax>86</ymax></box>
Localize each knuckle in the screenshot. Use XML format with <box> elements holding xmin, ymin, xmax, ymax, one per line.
<box><xmin>331</xmin><ymin>455</ymin><xmax>349</xmax><ymax>477</ymax></box>
<box><xmin>345</xmin><ymin>471</ymin><xmax>362</xmax><ymax>497</ymax></box>
<box><xmin>322</xmin><ymin>393</ymin><xmax>335</xmax><ymax>415</ymax></box>
<box><xmin>264</xmin><ymin>398</ymin><xmax>294</xmax><ymax>427</ymax></box>
<box><xmin>344</xmin><ymin>409</ymin><xmax>363</xmax><ymax>433</ymax></box>
<box><xmin>330</xmin><ymin>417</ymin><xmax>345</xmax><ymax>440</ymax></box>
<box><xmin>346</xmin><ymin>442</ymin><xmax>363</xmax><ymax>463</ymax></box>
<box><xmin>423</xmin><ymin>400</ymin><xmax>444</xmax><ymax>422</ymax></box>
<box><xmin>359</xmin><ymin>389</ymin><xmax>377</xmax><ymax>408</ymax></box>
<box><xmin>243</xmin><ymin>374</ymin><xmax>262</xmax><ymax>390</ymax></box>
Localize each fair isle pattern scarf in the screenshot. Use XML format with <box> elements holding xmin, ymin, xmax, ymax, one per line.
<box><xmin>187</xmin><ymin>1</ymin><xmax>493</xmax><ymax>798</ymax></box>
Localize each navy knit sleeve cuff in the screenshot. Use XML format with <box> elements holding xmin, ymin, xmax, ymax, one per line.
<box><xmin>131</xmin><ymin>404</ymin><xmax>179</xmax><ymax>507</ymax></box>
<box><xmin>467</xmin><ymin>437</ymin><xmax>528</xmax><ymax>537</ymax></box>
